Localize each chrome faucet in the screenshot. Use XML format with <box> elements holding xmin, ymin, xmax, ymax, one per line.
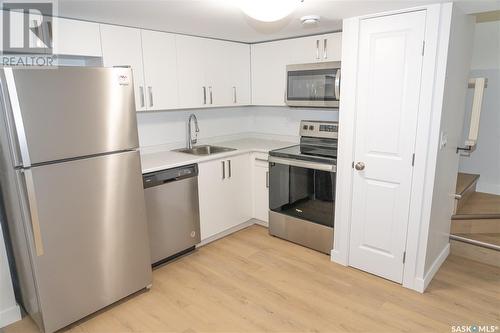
<box><xmin>187</xmin><ymin>113</ymin><xmax>199</xmax><ymax>149</ymax></box>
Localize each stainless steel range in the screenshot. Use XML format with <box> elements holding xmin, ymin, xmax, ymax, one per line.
<box><xmin>268</xmin><ymin>120</ymin><xmax>337</xmax><ymax>254</ymax></box>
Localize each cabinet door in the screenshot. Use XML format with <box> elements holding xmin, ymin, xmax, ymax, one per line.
<box><xmin>226</xmin><ymin>154</ymin><xmax>252</xmax><ymax>226</ymax></box>
<box><xmin>141</xmin><ymin>30</ymin><xmax>178</xmax><ymax>110</ymax></box>
<box><xmin>198</xmin><ymin>158</ymin><xmax>227</xmax><ymax>240</ymax></box>
<box><xmin>198</xmin><ymin>154</ymin><xmax>252</xmax><ymax>241</ymax></box>
<box><xmin>225</xmin><ymin>43</ymin><xmax>251</xmax><ymax>106</ymax></box>
<box><xmin>100</xmin><ymin>25</ymin><xmax>146</xmax><ymax>112</ymax></box>
<box><xmin>321</xmin><ymin>32</ymin><xmax>342</xmax><ymax>62</ymax></box>
<box><xmin>253</xmin><ymin>156</ymin><xmax>269</xmax><ymax>224</ymax></box>
<box><xmin>251</xmin><ymin>42</ymin><xmax>288</xmax><ymax>106</ymax></box>
<box><xmin>203</xmin><ymin>39</ymin><xmax>230</xmax><ymax>107</ymax></box>
<box><xmin>52</xmin><ymin>18</ymin><xmax>101</xmax><ymax>57</ymax></box>
<box><xmin>176</xmin><ymin>35</ymin><xmax>208</xmax><ymax>109</ymax></box>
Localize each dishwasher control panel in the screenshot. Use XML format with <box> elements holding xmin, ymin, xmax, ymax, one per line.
<box><xmin>143</xmin><ymin>164</ymin><xmax>198</xmax><ymax>189</ymax></box>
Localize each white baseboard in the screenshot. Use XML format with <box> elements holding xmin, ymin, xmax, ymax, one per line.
<box><xmin>0</xmin><ymin>304</ymin><xmax>21</xmax><ymax>328</ymax></box>
<box><xmin>330</xmin><ymin>249</ymin><xmax>348</xmax><ymax>266</ymax></box>
<box><xmin>414</xmin><ymin>243</ymin><xmax>450</xmax><ymax>293</ymax></box>
<box><xmin>197</xmin><ymin>219</ymin><xmax>256</xmax><ymax>247</ymax></box>
<box><xmin>253</xmin><ymin>219</ymin><xmax>268</xmax><ymax>227</ymax></box>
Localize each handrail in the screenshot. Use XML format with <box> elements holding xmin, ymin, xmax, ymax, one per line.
<box><xmin>450</xmin><ymin>234</ymin><xmax>500</xmax><ymax>252</ymax></box>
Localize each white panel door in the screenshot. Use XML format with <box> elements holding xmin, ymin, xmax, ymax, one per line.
<box><xmin>141</xmin><ymin>30</ymin><xmax>178</xmax><ymax>110</ymax></box>
<box><xmin>348</xmin><ymin>11</ymin><xmax>426</xmax><ymax>283</ymax></box>
<box><xmin>100</xmin><ymin>25</ymin><xmax>146</xmax><ymax>111</ymax></box>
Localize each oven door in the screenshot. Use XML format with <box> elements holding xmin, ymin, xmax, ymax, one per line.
<box><xmin>286</xmin><ymin>62</ymin><xmax>341</xmax><ymax>108</ymax></box>
<box><xmin>268</xmin><ymin>157</ymin><xmax>336</xmax><ymax>227</ymax></box>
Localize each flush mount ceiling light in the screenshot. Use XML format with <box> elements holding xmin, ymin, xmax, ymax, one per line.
<box><xmin>301</xmin><ymin>15</ymin><xmax>320</xmax><ymax>25</ymax></box>
<box><xmin>239</xmin><ymin>0</ymin><xmax>302</xmax><ymax>22</ymax></box>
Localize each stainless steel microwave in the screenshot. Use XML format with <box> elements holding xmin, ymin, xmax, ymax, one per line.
<box><xmin>285</xmin><ymin>61</ymin><xmax>341</xmax><ymax>108</ymax></box>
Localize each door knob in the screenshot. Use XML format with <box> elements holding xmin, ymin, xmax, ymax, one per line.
<box><xmin>355</xmin><ymin>162</ymin><xmax>365</xmax><ymax>171</ymax></box>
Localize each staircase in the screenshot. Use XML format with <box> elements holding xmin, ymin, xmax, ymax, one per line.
<box><xmin>450</xmin><ymin>173</ymin><xmax>500</xmax><ymax>267</ymax></box>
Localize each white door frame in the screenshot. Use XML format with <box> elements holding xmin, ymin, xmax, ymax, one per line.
<box><xmin>331</xmin><ymin>3</ymin><xmax>453</xmax><ymax>292</ymax></box>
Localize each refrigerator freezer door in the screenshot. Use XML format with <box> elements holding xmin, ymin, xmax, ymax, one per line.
<box><xmin>4</xmin><ymin>67</ymin><xmax>139</xmax><ymax>166</ymax></box>
<box><xmin>24</xmin><ymin>150</ymin><xmax>151</xmax><ymax>333</ymax></box>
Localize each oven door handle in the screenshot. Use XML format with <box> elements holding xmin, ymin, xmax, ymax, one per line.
<box><xmin>269</xmin><ymin>156</ymin><xmax>336</xmax><ymax>172</ymax></box>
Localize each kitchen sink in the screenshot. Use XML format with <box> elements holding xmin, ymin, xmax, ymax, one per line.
<box><xmin>174</xmin><ymin>145</ymin><xmax>236</xmax><ymax>156</ymax></box>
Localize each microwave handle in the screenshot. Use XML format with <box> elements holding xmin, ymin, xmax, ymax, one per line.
<box><xmin>334</xmin><ymin>69</ymin><xmax>341</xmax><ymax>100</ymax></box>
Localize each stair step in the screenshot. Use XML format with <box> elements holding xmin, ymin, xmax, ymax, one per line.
<box><xmin>454</xmin><ymin>173</ymin><xmax>480</xmax><ymax>214</ymax></box>
<box><xmin>450</xmin><ymin>239</ymin><xmax>500</xmax><ymax>268</ymax></box>
<box><xmin>451</xmin><ymin>219</ymin><xmax>500</xmax><ymax>233</ymax></box>
<box><xmin>453</xmin><ymin>191</ymin><xmax>500</xmax><ymax>219</ymax></box>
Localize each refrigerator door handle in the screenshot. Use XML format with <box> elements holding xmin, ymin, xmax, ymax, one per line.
<box><xmin>23</xmin><ymin>169</ymin><xmax>44</xmax><ymax>256</ymax></box>
<box><xmin>4</xmin><ymin>68</ymin><xmax>31</xmax><ymax>167</ymax></box>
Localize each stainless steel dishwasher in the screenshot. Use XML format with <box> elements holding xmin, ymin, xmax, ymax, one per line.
<box><xmin>143</xmin><ymin>164</ymin><xmax>201</xmax><ymax>266</ymax></box>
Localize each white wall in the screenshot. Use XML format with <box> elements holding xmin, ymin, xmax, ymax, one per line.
<box><xmin>0</xmin><ymin>225</ymin><xmax>20</xmax><ymax>328</ymax></box>
<box><xmin>423</xmin><ymin>7</ymin><xmax>475</xmax><ymax>277</ymax></box>
<box><xmin>458</xmin><ymin>20</ymin><xmax>500</xmax><ymax>195</ymax></box>
<box><xmin>137</xmin><ymin>106</ymin><xmax>338</xmax><ymax>149</ymax></box>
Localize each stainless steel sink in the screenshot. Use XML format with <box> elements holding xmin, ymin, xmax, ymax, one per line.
<box><xmin>174</xmin><ymin>145</ymin><xmax>236</xmax><ymax>156</ymax></box>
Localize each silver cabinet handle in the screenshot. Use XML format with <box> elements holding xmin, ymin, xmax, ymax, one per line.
<box><xmin>209</xmin><ymin>86</ymin><xmax>213</xmax><ymax>104</ymax></box>
<box><xmin>148</xmin><ymin>86</ymin><xmax>153</xmax><ymax>107</ymax></box>
<box><xmin>222</xmin><ymin>160</ymin><xmax>225</xmax><ymax>179</ymax></box>
<box><xmin>266</xmin><ymin>171</ymin><xmax>269</xmax><ymax>188</ymax></box>
<box><xmin>233</xmin><ymin>86</ymin><xmax>237</xmax><ymax>104</ymax></box>
<box><xmin>255</xmin><ymin>158</ymin><xmax>268</xmax><ymax>162</ymax></box>
<box><xmin>355</xmin><ymin>162</ymin><xmax>365</xmax><ymax>171</ymax></box>
<box><xmin>23</xmin><ymin>170</ymin><xmax>44</xmax><ymax>256</ymax></box>
<box><xmin>323</xmin><ymin>39</ymin><xmax>328</xmax><ymax>59</ymax></box>
<box><xmin>334</xmin><ymin>69</ymin><xmax>341</xmax><ymax>100</ymax></box>
<box><xmin>203</xmin><ymin>86</ymin><xmax>207</xmax><ymax>105</ymax></box>
<box><xmin>139</xmin><ymin>86</ymin><xmax>145</xmax><ymax>108</ymax></box>
<box><xmin>316</xmin><ymin>40</ymin><xmax>320</xmax><ymax>60</ymax></box>
<box><xmin>228</xmin><ymin>160</ymin><xmax>232</xmax><ymax>178</ymax></box>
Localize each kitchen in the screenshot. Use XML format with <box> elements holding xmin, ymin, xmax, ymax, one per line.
<box><xmin>0</xmin><ymin>1</ymin><xmax>499</xmax><ymax>332</ymax></box>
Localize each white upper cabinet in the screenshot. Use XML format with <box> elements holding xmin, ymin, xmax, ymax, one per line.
<box><xmin>176</xmin><ymin>35</ymin><xmax>208</xmax><ymax>108</ymax></box>
<box><xmin>141</xmin><ymin>30</ymin><xmax>179</xmax><ymax>110</ymax></box>
<box><xmin>251</xmin><ymin>32</ymin><xmax>342</xmax><ymax>106</ymax></box>
<box><xmin>176</xmin><ymin>35</ymin><xmax>251</xmax><ymax>109</ymax></box>
<box><xmin>100</xmin><ymin>24</ymin><xmax>146</xmax><ymax>111</ymax></box>
<box><xmin>321</xmin><ymin>33</ymin><xmax>342</xmax><ymax>61</ymax></box>
<box><xmin>52</xmin><ymin>18</ymin><xmax>101</xmax><ymax>57</ymax></box>
<box><xmin>224</xmin><ymin>42</ymin><xmax>251</xmax><ymax>106</ymax></box>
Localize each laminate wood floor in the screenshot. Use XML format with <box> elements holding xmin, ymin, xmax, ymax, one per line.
<box><xmin>5</xmin><ymin>225</ymin><xmax>500</xmax><ymax>333</ymax></box>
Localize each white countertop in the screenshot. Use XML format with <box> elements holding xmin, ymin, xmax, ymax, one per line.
<box><xmin>141</xmin><ymin>137</ymin><xmax>296</xmax><ymax>174</ymax></box>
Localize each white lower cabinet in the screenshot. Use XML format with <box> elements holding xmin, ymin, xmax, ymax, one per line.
<box><xmin>198</xmin><ymin>154</ymin><xmax>252</xmax><ymax>240</ymax></box>
<box><xmin>252</xmin><ymin>153</ymin><xmax>269</xmax><ymax>225</ymax></box>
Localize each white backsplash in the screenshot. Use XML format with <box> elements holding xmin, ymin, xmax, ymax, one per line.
<box><xmin>137</xmin><ymin>106</ymin><xmax>339</xmax><ymax>150</ymax></box>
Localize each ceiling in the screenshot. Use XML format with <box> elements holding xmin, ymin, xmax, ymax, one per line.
<box><xmin>57</xmin><ymin>0</ymin><xmax>500</xmax><ymax>43</ymax></box>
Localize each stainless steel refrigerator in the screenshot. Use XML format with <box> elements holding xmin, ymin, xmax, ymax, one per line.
<box><xmin>0</xmin><ymin>67</ymin><xmax>152</xmax><ymax>333</ymax></box>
